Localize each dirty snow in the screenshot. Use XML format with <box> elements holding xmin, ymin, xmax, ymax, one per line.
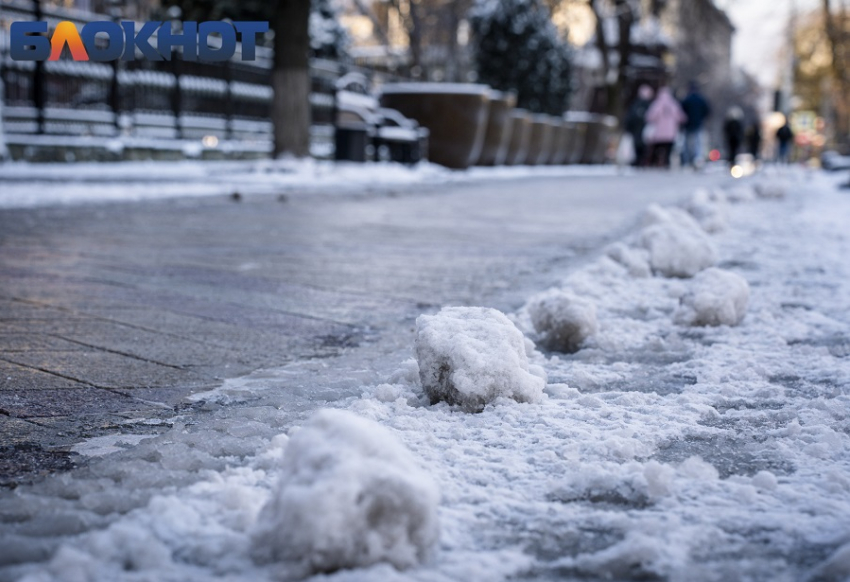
<box><xmin>525</xmin><ymin>289</ymin><xmax>599</xmax><ymax>353</ymax></box>
<box><xmin>1</xmin><ymin>168</ymin><xmax>850</xmax><ymax>582</ymax></box>
<box><xmin>414</xmin><ymin>306</ymin><xmax>546</xmax><ymax>410</ymax></box>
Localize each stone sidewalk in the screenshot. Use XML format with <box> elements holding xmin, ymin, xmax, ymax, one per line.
<box><xmin>0</xmin><ymin>171</ymin><xmax>727</xmax><ymax>486</ymax></box>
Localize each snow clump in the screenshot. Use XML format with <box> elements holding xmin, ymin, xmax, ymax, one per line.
<box><xmin>724</xmin><ymin>184</ymin><xmax>757</xmax><ymax>203</ymax></box>
<box><xmin>605</xmin><ymin>242</ymin><xmax>652</xmax><ymax>277</ymax></box>
<box><xmin>638</xmin><ymin>221</ymin><xmax>717</xmax><ymax>278</ymax></box>
<box><xmin>686</xmin><ymin>188</ymin><xmax>728</xmax><ymax>233</ymax></box>
<box><xmin>674</xmin><ymin>267</ymin><xmax>750</xmax><ymax>327</ymax></box>
<box><xmin>251</xmin><ymin>409</ymin><xmax>440</xmax><ymax>577</ymax></box>
<box><xmin>526</xmin><ymin>288</ymin><xmax>598</xmax><ymax>353</ymax></box>
<box><xmin>753</xmin><ymin>180</ymin><xmax>787</xmax><ymax>199</ymax></box>
<box><xmin>640</xmin><ymin>203</ymin><xmax>704</xmax><ymax>232</ymax></box>
<box><xmin>636</xmin><ymin>204</ymin><xmax>718</xmax><ymax>278</ymax></box>
<box><xmin>415</xmin><ymin>306</ymin><xmax>545</xmax><ymax>410</ymax></box>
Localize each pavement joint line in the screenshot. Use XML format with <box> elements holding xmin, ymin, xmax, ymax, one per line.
<box><xmin>43</xmin><ymin>333</ymin><xmax>188</xmax><ymax>371</ymax></box>
<box><xmin>0</xmin><ymin>355</ymin><xmax>135</xmax><ymax>395</ymax></box>
<box><xmin>6</xmin><ymin>295</ymin><xmax>237</xmax><ymax>349</ymax></box>
<box><xmin>13</xmin><ymin>282</ymin><xmax>364</xmax><ymax>331</ymax></box>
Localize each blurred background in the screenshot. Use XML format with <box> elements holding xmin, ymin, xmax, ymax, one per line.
<box><xmin>0</xmin><ymin>0</ymin><xmax>846</xmax><ymax>166</ymax></box>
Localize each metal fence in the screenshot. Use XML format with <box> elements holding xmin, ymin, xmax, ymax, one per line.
<box><xmin>0</xmin><ymin>0</ymin><xmax>403</xmax><ymax>158</ymax></box>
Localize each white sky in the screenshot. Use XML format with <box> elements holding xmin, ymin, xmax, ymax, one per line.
<box><xmin>718</xmin><ymin>0</ymin><xmax>819</xmax><ymax>88</ymax></box>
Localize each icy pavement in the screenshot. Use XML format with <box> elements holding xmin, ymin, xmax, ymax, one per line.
<box><xmin>1</xmin><ymin>167</ymin><xmax>850</xmax><ymax>581</ymax></box>
<box><xmin>0</xmin><ymin>158</ymin><xmax>621</xmax><ymax>209</ymax></box>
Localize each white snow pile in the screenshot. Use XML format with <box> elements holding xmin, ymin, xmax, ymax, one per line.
<box><xmin>605</xmin><ymin>242</ymin><xmax>651</xmax><ymax>277</ymax></box>
<box><xmin>526</xmin><ymin>288</ymin><xmax>599</xmax><ymax>353</ymax></box>
<box><xmin>753</xmin><ymin>180</ymin><xmax>787</xmax><ymax>199</ymax></box>
<box><xmin>251</xmin><ymin>409</ymin><xmax>439</xmax><ymax>578</ymax></box>
<box><xmin>673</xmin><ymin>267</ymin><xmax>750</xmax><ymax>327</ymax></box>
<box><xmin>637</xmin><ymin>204</ymin><xmax>718</xmax><ymax>278</ymax></box>
<box><xmin>724</xmin><ymin>183</ymin><xmax>757</xmax><ymax>203</ymax></box>
<box><xmin>685</xmin><ymin>188</ymin><xmax>728</xmax><ymax>233</ymax></box>
<box><xmin>810</xmin><ymin>542</ymin><xmax>850</xmax><ymax>581</ymax></box>
<box><xmin>414</xmin><ymin>306</ymin><xmax>546</xmax><ymax>410</ymax></box>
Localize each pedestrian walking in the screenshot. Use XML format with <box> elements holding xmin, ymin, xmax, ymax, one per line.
<box><xmin>644</xmin><ymin>86</ymin><xmax>687</xmax><ymax>168</ymax></box>
<box><xmin>746</xmin><ymin>118</ymin><xmax>762</xmax><ymax>160</ymax></box>
<box><xmin>680</xmin><ymin>81</ymin><xmax>711</xmax><ymax>168</ymax></box>
<box><xmin>776</xmin><ymin>120</ymin><xmax>794</xmax><ymax>164</ymax></box>
<box><xmin>624</xmin><ymin>84</ymin><xmax>654</xmax><ymax>167</ymax></box>
<box><xmin>723</xmin><ymin>107</ymin><xmax>745</xmax><ymax>166</ymax></box>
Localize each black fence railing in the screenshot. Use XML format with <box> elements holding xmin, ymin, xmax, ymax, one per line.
<box><xmin>0</xmin><ymin>0</ymin><xmax>406</xmax><ymax>157</ymax></box>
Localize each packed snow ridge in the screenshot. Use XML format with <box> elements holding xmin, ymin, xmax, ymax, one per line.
<box><xmin>414</xmin><ymin>306</ymin><xmax>546</xmax><ymax>411</ymax></box>
<box><xmin>251</xmin><ymin>409</ymin><xmax>439</xmax><ymax>578</ymax></box>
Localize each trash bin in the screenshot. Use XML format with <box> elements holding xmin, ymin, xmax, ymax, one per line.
<box><xmin>334</xmin><ymin>125</ymin><xmax>371</xmax><ymax>162</ymax></box>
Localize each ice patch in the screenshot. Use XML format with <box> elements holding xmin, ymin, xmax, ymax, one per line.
<box><xmin>674</xmin><ymin>267</ymin><xmax>750</xmax><ymax>327</ymax></box>
<box><xmin>251</xmin><ymin>409</ymin><xmax>440</xmax><ymax>578</ymax></box>
<box><xmin>526</xmin><ymin>288</ymin><xmax>598</xmax><ymax>353</ymax></box>
<box><xmin>414</xmin><ymin>306</ymin><xmax>545</xmax><ymax>410</ymax></box>
<box><xmin>70</xmin><ymin>434</ymin><xmax>156</xmax><ymax>457</ymax></box>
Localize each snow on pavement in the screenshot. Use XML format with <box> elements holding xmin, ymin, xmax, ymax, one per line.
<box><xmin>2</xmin><ymin>168</ymin><xmax>850</xmax><ymax>582</ymax></box>
<box><xmin>0</xmin><ymin>159</ymin><xmax>621</xmax><ymax>209</ymax></box>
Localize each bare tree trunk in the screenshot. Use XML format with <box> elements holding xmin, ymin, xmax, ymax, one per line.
<box><xmin>406</xmin><ymin>0</ymin><xmax>425</xmax><ymax>77</ymax></box>
<box><xmin>589</xmin><ymin>0</ymin><xmax>610</xmax><ymax>78</ymax></box>
<box><xmin>352</xmin><ymin>0</ymin><xmax>392</xmax><ymax>47</ymax></box>
<box><xmin>822</xmin><ymin>0</ymin><xmax>850</xmax><ymax>148</ymax></box>
<box><xmin>272</xmin><ymin>0</ymin><xmax>311</xmax><ymax>158</ymax></box>
<box><xmin>614</xmin><ymin>0</ymin><xmax>635</xmax><ymax>123</ymax></box>
<box><xmin>587</xmin><ymin>0</ymin><xmax>613</xmax><ymax>111</ymax></box>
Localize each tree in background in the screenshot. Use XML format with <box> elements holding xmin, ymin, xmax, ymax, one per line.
<box><xmin>310</xmin><ymin>0</ymin><xmax>352</xmax><ymax>61</ymax></box>
<box><xmin>586</xmin><ymin>0</ymin><xmax>639</xmax><ymax>121</ymax></box>
<box><xmin>163</xmin><ymin>0</ymin><xmax>349</xmax><ymax>158</ymax></box>
<box><xmin>821</xmin><ymin>0</ymin><xmax>849</xmax><ymax>149</ymax></box>
<box><xmin>791</xmin><ymin>4</ymin><xmax>850</xmax><ymax>151</ymax></box>
<box><xmin>469</xmin><ymin>0</ymin><xmax>573</xmax><ymax>115</ymax></box>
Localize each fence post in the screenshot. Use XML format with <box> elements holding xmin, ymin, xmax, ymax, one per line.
<box><xmin>171</xmin><ymin>57</ymin><xmax>182</xmax><ymax>140</ymax></box>
<box><xmin>109</xmin><ymin>1</ymin><xmax>121</xmax><ymax>134</ymax></box>
<box><xmin>33</xmin><ymin>0</ymin><xmax>45</xmax><ymax>134</ymax></box>
<box><xmin>225</xmin><ymin>60</ymin><xmax>233</xmax><ymax>140</ymax></box>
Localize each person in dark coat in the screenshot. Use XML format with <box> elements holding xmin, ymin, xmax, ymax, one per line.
<box><xmin>624</xmin><ymin>84</ymin><xmax>654</xmax><ymax>166</ymax></box>
<box><xmin>776</xmin><ymin>121</ymin><xmax>794</xmax><ymax>164</ymax></box>
<box><xmin>723</xmin><ymin>107</ymin><xmax>745</xmax><ymax>165</ymax></box>
<box><xmin>746</xmin><ymin>118</ymin><xmax>762</xmax><ymax>160</ymax></box>
<box><xmin>680</xmin><ymin>81</ymin><xmax>711</xmax><ymax>168</ymax></box>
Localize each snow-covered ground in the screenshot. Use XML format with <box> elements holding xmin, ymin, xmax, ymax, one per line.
<box><xmin>0</xmin><ymin>159</ymin><xmax>621</xmax><ymax>209</ymax></box>
<box><xmin>1</xmin><ymin>167</ymin><xmax>849</xmax><ymax>582</ymax></box>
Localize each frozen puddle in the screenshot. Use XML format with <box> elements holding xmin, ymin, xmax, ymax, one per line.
<box><xmin>2</xmin><ymin>169</ymin><xmax>850</xmax><ymax>582</ymax></box>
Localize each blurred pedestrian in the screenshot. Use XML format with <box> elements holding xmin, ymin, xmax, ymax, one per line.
<box><xmin>645</xmin><ymin>86</ymin><xmax>687</xmax><ymax>168</ymax></box>
<box><xmin>746</xmin><ymin>118</ymin><xmax>762</xmax><ymax>160</ymax></box>
<box><xmin>776</xmin><ymin>120</ymin><xmax>794</xmax><ymax>164</ymax></box>
<box><xmin>723</xmin><ymin>107</ymin><xmax>745</xmax><ymax>166</ymax></box>
<box><xmin>625</xmin><ymin>84</ymin><xmax>654</xmax><ymax>167</ymax></box>
<box><xmin>680</xmin><ymin>81</ymin><xmax>711</xmax><ymax>168</ymax></box>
